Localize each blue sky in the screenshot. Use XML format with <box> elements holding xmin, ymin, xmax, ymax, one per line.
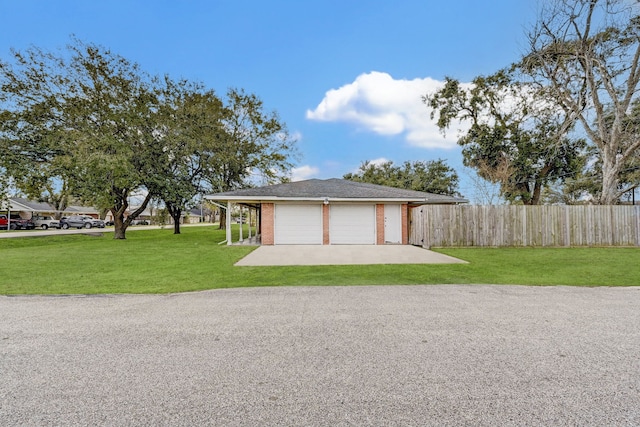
<box><xmin>1</xmin><ymin>1</ymin><xmax>536</xmax><ymax>201</ymax></box>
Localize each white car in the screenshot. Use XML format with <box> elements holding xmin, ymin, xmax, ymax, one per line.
<box><xmin>31</xmin><ymin>215</ymin><xmax>60</xmax><ymax>230</ymax></box>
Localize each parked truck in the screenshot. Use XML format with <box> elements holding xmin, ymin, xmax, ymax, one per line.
<box><xmin>0</xmin><ymin>213</ymin><xmax>36</xmax><ymax>230</ymax></box>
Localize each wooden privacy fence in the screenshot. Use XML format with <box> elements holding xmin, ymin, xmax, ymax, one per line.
<box><xmin>409</xmin><ymin>205</ymin><xmax>640</xmax><ymax>247</ymax></box>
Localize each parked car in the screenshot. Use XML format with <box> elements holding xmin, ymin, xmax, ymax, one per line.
<box><xmin>32</xmin><ymin>215</ymin><xmax>60</xmax><ymax>230</ymax></box>
<box><xmin>81</xmin><ymin>216</ymin><xmax>105</xmax><ymax>228</ymax></box>
<box><xmin>60</xmin><ymin>215</ymin><xmax>93</xmax><ymax>229</ymax></box>
<box><xmin>0</xmin><ymin>214</ymin><xmax>36</xmax><ymax>230</ymax></box>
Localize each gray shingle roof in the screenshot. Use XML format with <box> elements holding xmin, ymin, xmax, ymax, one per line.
<box><xmin>7</xmin><ymin>198</ymin><xmax>99</xmax><ymax>214</ymax></box>
<box><xmin>206</xmin><ymin>179</ymin><xmax>467</xmax><ymax>204</ymax></box>
<box><xmin>9</xmin><ymin>197</ymin><xmax>55</xmax><ymax>211</ymax></box>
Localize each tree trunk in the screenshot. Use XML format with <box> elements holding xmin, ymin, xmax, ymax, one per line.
<box><xmin>171</xmin><ymin>211</ymin><xmax>181</xmax><ymax>234</ymax></box>
<box><xmin>219</xmin><ymin>206</ymin><xmax>226</xmax><ymax>230</ymax></box>
<box><xmin>52</xmin><ymin>194</ymin><xmax>69</xmax><ymax>220</ymax></box>
<box><xmin>113</xmin><ymin>213</ymin><xmax>127</xmax><ymax>239</ymax></box>
<box><xmin>110</xmin><ymin>191</ymin><xmax>153</xmax><ymax>239</ymax></box>
<box><xmin>530</xmin><ymin>182</ymin><xmax>542</xmax><ymax>205</ymax></box>
<box><xmin>166</xmin><ymin>203</ymin><xmax>182</xmax><ymax>234</ymax></box>
<box><xmin>600</xmin><ymin>164</ymin><xmax>620</xmax><ymax>205</ymax></box>
<box><xmin>516</xmin><ymin>183</ymin><xmax>535</xmax><ymax>205</ymax></box>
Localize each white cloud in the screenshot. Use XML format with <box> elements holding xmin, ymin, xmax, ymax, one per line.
<box><xmin>306</xmin><ymin>71</ymin><xmax>464</xmax><ymax>149</ymax></box>
<box><xmin>369</xmin><ymin>157</ymin><xmax>390</xmax><ymax>166</ymax></box>
<box><xmin>290</xmin><ymin>165</ymin><xmax>319</xmax><ymax>181</ymax></box>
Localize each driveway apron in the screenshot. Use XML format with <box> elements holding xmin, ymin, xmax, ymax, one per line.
<box><xmin>234</xmin><ymin>245</ymin><xmax>467</xmax><ymax>266</ymax></box>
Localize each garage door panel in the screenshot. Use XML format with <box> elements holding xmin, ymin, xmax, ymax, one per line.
<box><xmin>330</xmin><ymin>204</ymin><xmax>375</xmax><ymax>244</ymax></box>
<box><xmin>275</xmin><ymin>204</ymin><xmax>322</xmax><ymax>245</ymax></box>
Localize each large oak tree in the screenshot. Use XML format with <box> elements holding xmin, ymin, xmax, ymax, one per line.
<box><xmin>344</xmin><ymin>159</ymin><xmax>462</xmax><ymax>197</ymax></box>
<box><xmin>142</xmin><ymin>84</ymin><xmax>225</xmax><ymax>234</ymax></box>
<box><xmin>425</xmin><ymin>71</ymin><xmax>586</xmax><ymax>205</ymax></box>
<box><xmin>0</xmin><ymin>39</ymin><xmax>166</xmax><ymax>238</ymax></box>
<box><xmin>1</xmin><ymin>39</ymin><xmax>297</xmax><ymax>238</ymax></box>
<box><xmin>521</xmin><ymin>0</ymin><xmax>640</xmax><ymax>204</ymax></box>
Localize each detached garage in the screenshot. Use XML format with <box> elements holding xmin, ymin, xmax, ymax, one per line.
<box><xmin>205</xmin><ymin>178</ymin><xmax>467</xmax><ymax>246</ymax></box>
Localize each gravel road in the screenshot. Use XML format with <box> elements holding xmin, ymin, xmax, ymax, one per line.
<box><xmin>1</xmin><ymin>285</ymin><xmax>639</xmax><ymax>426</ymax></box>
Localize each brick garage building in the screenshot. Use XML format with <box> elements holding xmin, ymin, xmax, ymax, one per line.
<box><xmin>205</xmin><ymin>178</ymin><xmax>466</xmax><ymax>245</ymax></box>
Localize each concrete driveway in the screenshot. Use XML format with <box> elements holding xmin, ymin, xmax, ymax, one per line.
<box><xmin>235</xmin><ymin>245</ymin><xmax>467</xmax><ymax>266</ymax></box>
<box><xmin>1</xmin><ymin>285</ymin><xmax>639</xmax><ymax>426</ymax></box>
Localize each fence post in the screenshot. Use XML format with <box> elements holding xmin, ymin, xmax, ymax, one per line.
<box><xmin>564</xmin><ymin>205</ymin><xmax>571</xmax><ymax>247</ymax></box>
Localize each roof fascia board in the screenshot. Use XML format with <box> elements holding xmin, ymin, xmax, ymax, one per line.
<box><xmin>205</xmin><ymin>196</ymin><xmax>429</xmax><ymax>203</ymax></box>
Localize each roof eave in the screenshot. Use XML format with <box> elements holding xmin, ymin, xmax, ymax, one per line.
<box><xmin>205</xmin><ymin>195</ymin><xmax>465</xmax><ymax>204</ymax></box>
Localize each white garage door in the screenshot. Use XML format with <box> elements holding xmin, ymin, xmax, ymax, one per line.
<box><xmin>274</xmin><ymin>204</ymin><xmax>322</xmax><ymax>244</ymax></box>
<box><xmin>330</xmin><ymin>204</ymin><xmax>376</xmax><ymax>244</ymax></box>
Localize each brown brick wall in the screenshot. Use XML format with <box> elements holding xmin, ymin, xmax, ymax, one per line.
<box><xmin>322</xmin><ymin>204</ymin><xmax>330</xmax><ymax>245</ymax></box>
<box><xmin>261</xmin><ymin>203</ymin><xmax>274</xmax><ymax>245</ymax></box>
<box><xmin>376</xmin><ymin>204</ymin><xmax>385</xmax><ymax>245</ymax></box>
<box><xmin>401</xmin><ymin>204</ymin><xmax>408</xmax><ymax>245</ymax></box>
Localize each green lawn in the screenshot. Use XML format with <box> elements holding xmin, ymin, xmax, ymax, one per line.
<box><xmin>1</xmin><ymin>225</ymin><xmax>638</xmax><ymax>294</ymax></box>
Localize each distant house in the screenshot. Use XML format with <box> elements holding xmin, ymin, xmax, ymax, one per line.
<box><xmin>101</xmin><ymin>206</ymin><xmax>215</xmax><ymax>225</ymax></box>
<box><xmin>186</xmin><ymin>207</ymin><xmax>215</xmax><ymax>224</ymax></box>
<box><xmin>5</xmin><ymin>198</ymin><xmax>58</xmax><ymax>219</ymax></box>
<box><xmin>4</xmin><ymin>197</ymin><xmax>100</xmax><ymax>219</ymax></box>
<box><xmin>205</xmin><ymin>178</ymin><xmax>467</xmax><ymax>245</ymax></box>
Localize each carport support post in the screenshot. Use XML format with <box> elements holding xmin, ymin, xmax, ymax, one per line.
<box><xmin>226</xmin><ymin>201</ymin><xmax>232</xmax><ymax>245</ymax></box>
<box><xmin>239</xmin><ymin>206</ymin><xmax>243</xmax><ymax>243</ymax></box>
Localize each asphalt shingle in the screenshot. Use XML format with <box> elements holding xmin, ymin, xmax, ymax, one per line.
<box><xmin>207</xmin><ymin>178</ymin><xmax>467</xmax><ymax>204</ymax></box>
